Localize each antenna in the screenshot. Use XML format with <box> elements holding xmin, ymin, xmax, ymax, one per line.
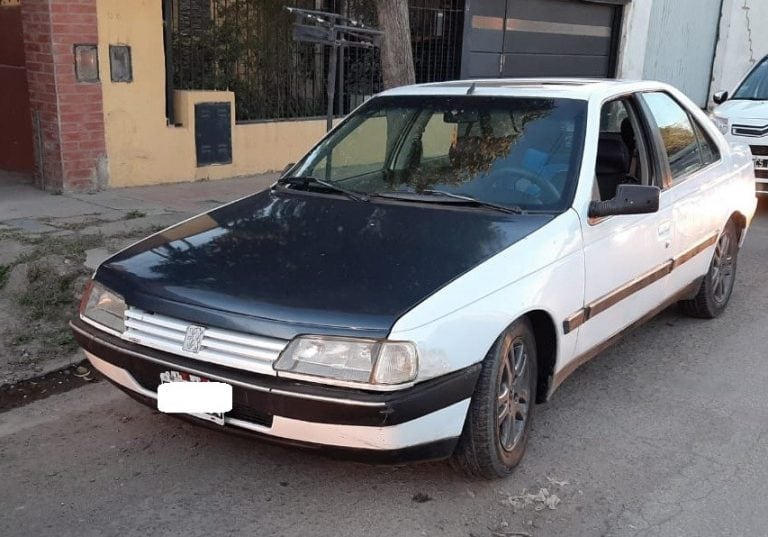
<box><xmin>466</xmin><ymin>82</ymin><xmax>477</xmax><ymax>95</ymax></box>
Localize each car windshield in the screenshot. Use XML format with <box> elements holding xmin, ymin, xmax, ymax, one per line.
<box><xmin>733</xmin><ymin>58</ymin><xmax>768</xmax><ymax>100</ymax></box>
<box><xmin>292</xmin><ymin>95</ymin><xmax>587</xmax><ymax>212</ymax></box>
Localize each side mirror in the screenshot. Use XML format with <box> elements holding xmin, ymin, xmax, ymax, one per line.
<box><xmin>589</xmin><ymin>184</ymin><xmax>660</xmax><ymax>218</ymax></box>
<box><xmin>713</xmin><ymin>91</ymin><xmax>729</xmax><ymax>105</ymax></box>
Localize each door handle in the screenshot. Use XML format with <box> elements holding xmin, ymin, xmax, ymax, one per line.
<box><xmin>658</xmin><ymin>221</ymin><xmax>672</xmax><ymax>248</ymax></box>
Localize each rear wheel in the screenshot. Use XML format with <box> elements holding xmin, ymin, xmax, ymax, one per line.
<box><xmin>679</xmin><ymin>220</ymin><xmax>739</xmax><ymax>319</ymax></box>
<box><xmin>451</xmin><ymin>318</ymin><xmax>537</xmax><ymax>479</ymax></box>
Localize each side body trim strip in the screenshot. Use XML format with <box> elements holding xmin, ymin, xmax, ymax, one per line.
<box><xmin>562</xmin><ymin>232</ymin><xmax>718</xmax><ymax>334</ymax></box>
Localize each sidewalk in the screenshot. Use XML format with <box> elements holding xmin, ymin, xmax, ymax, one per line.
<box><xmin>0</xmin><ymin>172</ymin><xmax>277</xmax><ymax>230</ymax></box>
<box><xmin>0</xmin><ymin>172</ymin><xmax>277</xmax><ymax>385</ymax></box>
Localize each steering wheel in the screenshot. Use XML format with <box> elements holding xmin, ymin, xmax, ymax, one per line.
<box><xmin>486</xmin><ymin>166</ymin><xmax>562</xmax><ymax>205</ymax></box>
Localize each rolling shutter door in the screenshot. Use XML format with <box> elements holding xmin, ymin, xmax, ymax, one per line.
<box><xmin>462</xmin><ymin>0</ymin><xmax>625</xmax><ymax>79</ymax></box>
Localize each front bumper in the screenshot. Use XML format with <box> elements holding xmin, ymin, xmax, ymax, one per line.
<box><xmin>70</xmin><ymin>318</ymin><xmax>480</xmax><ymax>463</ymax></box>
<box><xmin>725</xmin><ymin>137</ymin><xmax>768</xmax><ymax>194</ymax></box>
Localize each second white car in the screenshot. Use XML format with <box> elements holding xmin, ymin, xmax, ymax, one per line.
<box><xmin>712</xmin><ymin>54</ymin><xmax>768</xmax><ymax>195</ymax></box>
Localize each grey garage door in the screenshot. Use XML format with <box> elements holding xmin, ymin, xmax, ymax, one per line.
<box><xmin>461</xmin><ymin>0</ymin><xmax>625</xmax><ymax>79</ymax></box>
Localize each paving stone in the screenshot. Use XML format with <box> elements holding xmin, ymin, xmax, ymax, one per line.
<box><xmin>77</xmin><ymin>213</ymin><xmax>181</xmax><ymax>238</ymax></box>
<box><xmin>0</xmin><ymin>240</ymin><xmax>34</xmax><ymax>266</ymax></box>
<box><xmin>84</xmin><ymin>248</ymin><xmax>112</xmax><ymax>271</ymax></box>
<box><xmin>3</xmin><ymin>219</ymin><xmax>58</xmax><ymax>233</ymax></box>
<box><xmin>3</xmin><ymin>263</ymin><xmax>29</xmax><ymax>296</ymax></box>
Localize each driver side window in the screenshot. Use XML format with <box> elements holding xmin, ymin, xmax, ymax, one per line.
<box><xmin>594</xmin><ymin>98</ymin><xmax>650</xmax><ymax>201</ymax></box>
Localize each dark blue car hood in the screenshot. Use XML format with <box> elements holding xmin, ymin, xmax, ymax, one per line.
<box><xmin>95</xmin><ymin>190</ymin><xmax>552</xmax><ymax>339</ymax></box>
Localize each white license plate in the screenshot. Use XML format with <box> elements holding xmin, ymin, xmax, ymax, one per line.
<box><xmin>753</xmin><ymin>156</ymin><xmax>768</xmax><ymax>170</ymax></box>
<box><xmin>158</xmin><ymin>371</ymin><xmax>232</xmax><ymax>426</ymax></box>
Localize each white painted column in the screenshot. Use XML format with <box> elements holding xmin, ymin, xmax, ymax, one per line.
<box><xmin>615</xmin><ymin>0</ymin><xmax>654</xmax><ymax>80</ymax></box>
<box><xmin>710</xmin><ymin>0</ymin><xmax>768</xmax><ymax>106</ymax></box>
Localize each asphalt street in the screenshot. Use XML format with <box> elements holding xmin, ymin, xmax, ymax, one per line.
<box><xmin>2</xmin><ymin>201</ymin><xmax>767</xmax><ymax>537</ymax></box>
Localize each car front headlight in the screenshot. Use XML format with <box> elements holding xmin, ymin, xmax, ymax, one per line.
<box><xmin>273</xmin><ymin>335</ymin><xmax>418</xmax><ymax>386</ymax></box>
<box><xmin>80</xmin><ymin>280</ymin><xmax>126</xmax><ymax>334</ymax></box>
<box><xmin>712</xmin><ymin>115</ymin><xmax>729</xmax><ymax>135</ymax></box>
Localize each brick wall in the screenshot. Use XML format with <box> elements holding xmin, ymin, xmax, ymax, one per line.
<box><xmin>21</xmin><ymin>0</ymin><xmax>62</xmax><ymax>188</ymax></box>
<box><xmin>22</xmin><ymin>0</ymin><xmax>106</xmax><ymax>191</ymax></box>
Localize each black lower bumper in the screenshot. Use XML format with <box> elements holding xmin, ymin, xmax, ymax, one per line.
<box><xmin>71</xmin><ymin>318</ymin><xmax>480</xmax><ymax>463</ymax></box>
<box><xmin>109</xmin><ymin>383</ymin><xmax>460</xmax><ymax>464</ymax></box>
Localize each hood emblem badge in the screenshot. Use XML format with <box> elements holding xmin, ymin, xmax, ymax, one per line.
<box><xmin>182</xmin><ymin>325</ymin><xmax>206</xmax><ymax>354</ymax></box>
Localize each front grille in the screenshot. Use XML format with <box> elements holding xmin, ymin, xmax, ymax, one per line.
<box><xmin>750</xmin><ymin>145</ymin><xmax>768</xmax><ymax>156</ymax></box>
<box><xmin>756</xmin><ymin>170</ymin><xmax>768</xmax><ymax>181</ymax></box>
<box><xmin>733</xmin><ymin>124</ymin><xmax>768</xmax><ymax>137</ymax></box>
<box><xmin>123</xmin><ymin>308</ymin><xmax>288</xmax><ymax>375</ymax></box>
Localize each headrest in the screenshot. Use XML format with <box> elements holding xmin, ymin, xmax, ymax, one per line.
<box><xmin>620</xmin><ymin>118</ymin><xmax>636</xmax><ymax>149</ymax></box>
<box><xmin>596</xmin><ymin>136</ymin><xmax>629</xmax><ymax>176</ymax></box>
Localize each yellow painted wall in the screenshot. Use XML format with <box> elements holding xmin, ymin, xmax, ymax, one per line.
<box><xmin>422</xmin><ymin>115</ymin><xmax>457</xmax><ymax>158</ymax></box>
<box><xmin>333</xmin><ymin>116</ymin><xmax>387</xmax><ymax>168</ymax></box>
<box><xmin>97</xmin><ymin>0</ymin><xmax>331</xmax><ymax>187</ymax></box>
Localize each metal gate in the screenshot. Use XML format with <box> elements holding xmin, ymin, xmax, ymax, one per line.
<box><xmin>0</xmin><ymin>3</ymin><xmax>34</xmax><ymax>175</ymax></box>
<box><xmin>168</xmin><ymin>0</ymin><xmax>465</xmax><ymax>123</ymax></box>
<box><xmin>461</xmin><ymin>0</ymin><xmax>623</xmax><ymax>79</ymax></box>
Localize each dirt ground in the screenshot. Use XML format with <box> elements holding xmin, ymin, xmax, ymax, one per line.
<box><xmin>0</xmin><ymin>222</ymin><xmax>164</xmax><ymax>383</ymax></box>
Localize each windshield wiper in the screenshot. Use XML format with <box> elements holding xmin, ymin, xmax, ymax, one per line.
<box><xmin>374</xmin><ymin>189</ymin><xmax>524</xmax><ymax>215</ymax></box>
<box><xmin>275</xmin><ymin>175</ymin><xmax>369</xmax><ymax>202</ymax></box>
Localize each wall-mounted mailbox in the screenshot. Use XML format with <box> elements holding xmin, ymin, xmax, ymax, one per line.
<box><xmin>74</xmin><ymin>44</ymin><xmax>99</xmax><ymax>82</ymax></box>
<box><xmin>195</xmin><ymin>102</ymin><xmax>232</xmax><ymax>167</ymax></box>
<box><xmin>109</xmin><ymin>45</ymin><xmax>132</xmax><ymax>83</ymax></box>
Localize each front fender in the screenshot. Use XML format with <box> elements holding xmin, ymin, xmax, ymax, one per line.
<box><xmin>389</xmin><ymin>210</ymin><xmax>585</xmax><ymax>383</ymax></box>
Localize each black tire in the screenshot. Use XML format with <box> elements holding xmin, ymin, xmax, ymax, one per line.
<box><xmin>450</xmin><ymin>318</ymin><xmax>538</xmax><ymax>479</ymax></box>
<box><xmin>679</xmin><ymin>220</ymin><xmax>739</xmax><ymax>319</ymax></box>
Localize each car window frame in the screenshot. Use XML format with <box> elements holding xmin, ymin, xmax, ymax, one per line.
<box><xmin>637</xmin><ymin>91</ymin><xmax>722</xmax><ymax>190</ymax></box>
<box><xmin>588</xmin><ymin>92</ymin><xmax>663</xmax><ymax>226</ymax></box>
<box><xmin>691</xmin><ymin>115</ymin><xmax>722</xmax><ymax>167</ymax></box>
<box><xmin>293</xmin><ymin>94</ymin><xmax>590</xmax><ymax>214</ymax></box>
<box><xmin>592</xmin><ymin>96</ymin><xmax>655</xmax><ymax>196</ymax></box>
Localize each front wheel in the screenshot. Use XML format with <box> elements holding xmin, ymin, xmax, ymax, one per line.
<box><xmin>679</xmin><ymin>220</ymin><xmax>739</xmax><ymax>319</ymax></box>
<box><xmin>451</xmin><ymin>318</ymin><xmax>537</xmax><ymax>479</ymax></box>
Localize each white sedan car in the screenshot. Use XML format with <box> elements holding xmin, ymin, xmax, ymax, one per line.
<box><xmin>712</xmin><ymin>54</ymin><xmax>768</xmax><ymax>194</ymax></box>
<box><xmin>72</xmin><ymin>79</ymin><xmax>757</xmax><ymax>479</ymax></box>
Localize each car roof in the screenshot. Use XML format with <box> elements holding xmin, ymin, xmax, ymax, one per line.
<box><xmin>378</xmin><ymin>78</ymin><xmax>675</xmax><ymax>102</ymax></box>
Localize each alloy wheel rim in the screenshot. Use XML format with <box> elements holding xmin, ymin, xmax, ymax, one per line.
<box><xmin>497</xmin><ymin>339</ymin><xmax>531</xmax><ymax>452</ymax></box>
<box><xmin>711</xmin><ymin>232</ymin><xmax>735</xmax><ymax>304</ymax></box>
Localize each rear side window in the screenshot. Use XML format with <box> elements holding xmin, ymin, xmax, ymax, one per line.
<box><xmin>641</xmin><ymin>92</ymin><xmax>703</xmax><ymax>182</ymax></box>
<box><xmin>692</xmin><ymin>119</ymin><xmax>720</xmax><ymax>167</ymax></box>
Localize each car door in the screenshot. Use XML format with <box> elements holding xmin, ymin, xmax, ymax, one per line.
<box><xmin>638</xmin><ymin>92</ymin><xmax>722</xmax><ymax>294</ymax></box>
<box><xmin>573</xmin><ymin>95</ymin><xmax>675</xmax><ymax>357</ymax></box>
